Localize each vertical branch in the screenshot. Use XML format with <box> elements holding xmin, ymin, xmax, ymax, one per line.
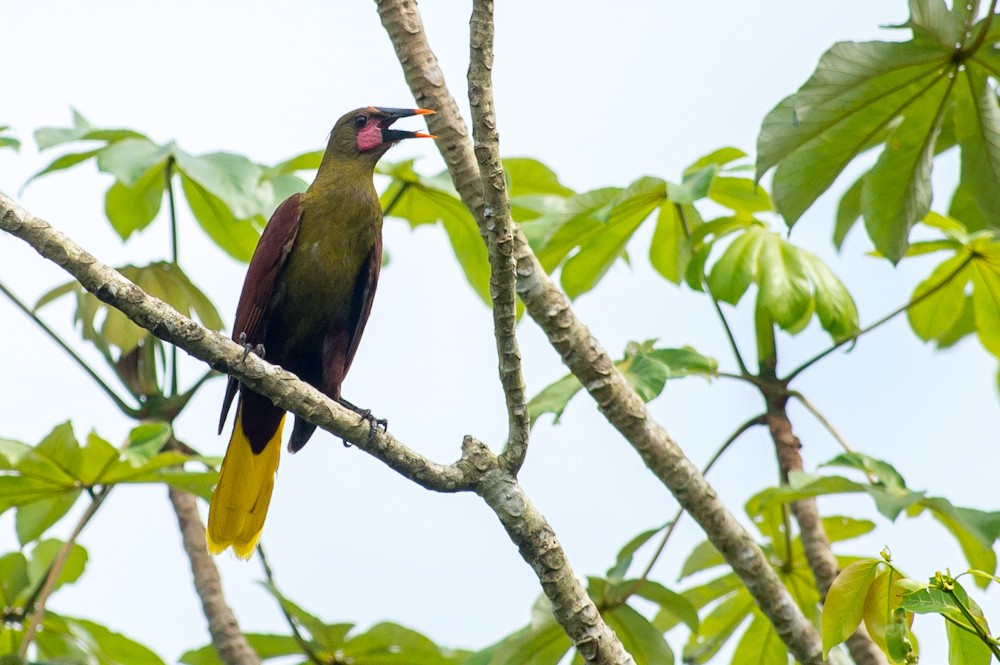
<box><xmin>168</xmin><ymin>488</ymin><xmax>261</xmax><ymax>665</ymax></box>
<box><xmin>467</xmin><ymin>0</ymin><xmax>529</xmax><ymax>473</ymax></box>
<box><xmin>374</xmin><ymin>3</ymin><xmax>826</xmax><ymax>662</ymax></box>
<box><xmin>763</xmin><ymin>389</ymin><xmax>888</xmax><ymax>665</ymax></box>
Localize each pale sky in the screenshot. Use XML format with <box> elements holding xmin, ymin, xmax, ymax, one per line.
<box><xmin>1</xmin><ymin>2</ymin><xmax>996</xmax><ymax>663</ymax></box>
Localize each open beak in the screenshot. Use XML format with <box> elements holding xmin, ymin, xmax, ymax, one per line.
<box><xmin>372</xmin><ymin>107</ymin><xmax>437</xmax><ymax>141</ymax></box>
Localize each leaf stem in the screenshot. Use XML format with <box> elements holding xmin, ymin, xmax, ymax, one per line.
<box><xmin>783</xmin><ymin>252</ymin><xmax>975</xmax><ymax>383</ymax></box>
<box><xmin>166</xmin><ymin>157</ymin><xmax>180</xmax><ymax>397</ymax></box>
<box><xmin>963</xmin><ymin>0</ymin><xmax>999</xmax><ymax>56</ymax></box>
<box><xmin>381</xmin><ymin>180</ymin><xmax>411</xmax><ymax>218</ymax></box>
<box><xmin>18</xmin><ymin>486</ymin><xmax>110</xmax><ymax>658</ymax></box>
<box><xmin>257</xmin><ymin>545</ymin><xmax>326</xmax><ymax>665</ymax></box>
<box><xmin>787</xmin><ymin>390</ymin><xmax>854</xmax><ymax>453</ymax></box>
<box><xmin>0</xmin><ymin>279</ymin><xmax>139</xmax><ymax>417</ymax></box>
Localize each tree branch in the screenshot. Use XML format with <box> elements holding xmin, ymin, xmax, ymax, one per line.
<box><xmin>763</xmin><ymin>389</ymin><xmax>887</xmax><ymax>665</ymax></box>
<box><xmin>0</xmin><ymin>192</ymin><xmax>627</xmax><ymax>665</ymax></box>
<box><xmin>374</xmin><ymin>2</ymin><xmax>825</xmax><ymax>661</ymax></box>
<box><xmin>467</xmin><ymin>0</ymin><xmax>530</xmax><ymax>474</ymax></box>
<box><xmin>168</xmin><ymin>488</ymin><xmax>261</xmax><ymax>665</ymax></box>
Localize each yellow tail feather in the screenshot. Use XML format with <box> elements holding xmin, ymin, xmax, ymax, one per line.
<box><xmin>207</xmin><ymin>402</ymin><xmax>285</xmax><ymax>559</ymax></box>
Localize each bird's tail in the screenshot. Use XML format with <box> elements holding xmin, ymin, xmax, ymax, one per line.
<box><xmin>207</xmin><ymin>399</ymin><xmax>285</xmax><ymax>559</ymax></box>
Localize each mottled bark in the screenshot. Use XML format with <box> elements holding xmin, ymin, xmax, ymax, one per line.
<box><xmin>0</xmin><ymin>192</ymin><xmax>627</xmax><ymax>665</ymax></box>
<box><xmin>168</xmin><ymin>489</ymin><xmax>261</xmax><ymax>665</ymax></box>
<box><xmin>765</xmin><ymin>388</ymin><xmax>887</xmax><ymax>665</ymax></box>
<box><xmin>374</xmin><ymin>2</ymin><xmax>825</xmax><ymax>662</ymax></box>
<box><xmin>467</xmin><ymin>0</ymin><xmax>529</xmax><ymax>474</ymax></box>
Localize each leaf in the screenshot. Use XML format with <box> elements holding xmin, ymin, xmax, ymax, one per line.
<box><xmin>0</xmin><ymin>552</ymin><xmax>29</xmax><ymax>607</ymax></box>
<box><xmin>16</xmin><ymin>490</ymin><xmax>81</xmax><ymax>545</ymax></box>
<box><xmin>684</xmin><ymin>147</ymin><xmax>748</xmax><ymax>175</ymax></box>
<box><xmin>730</xmin><ymin>611</ymin><xmax>788</xmax><ymax>665</ymax></box>
<box><xmin>26</xmin><ymin>539</ymin><xmax>88</xmax><ymax>599</ymax></box>
<box><xmin>946</xmin><ymin>616</ymin><xmax>991</xmax><ymax>665</ymax></box>
<box><xmin>343</xmin><ymin>621</ymin><xmax>466</xmax><ymax>664</ymax></box>
<box><xmin>25</xmin><ymin>148</ymin><xmax>104</xmax><ymax>187</ymax></box>
<box><xmin>607</xmin><ymin>527</ymin><xmax>662</xmax><ymax>582</ymax></box>
<box><xmin>482</xmin><ymin>621</ymin><xmax>571</xmax><ymax>665</ymax></box>
<box><xmin>822</xmin><ymin>559</ymin><xmax>881</xmax><ymax>657</ymax></box>
<box><xmin>0</xmin><ymin>126</ymin><xmax>20</xmax><ymax>152</ymax></box>
<box><xmin>561</xmin><ymin>176</ymin><xmax>667</xmax><ymax>298</ymax></box>
<box><xmin>181</xmin><ymin>633</ymin><xmax>302</xmax><ymax>665</ymax></box>
<box><xmin>707</xmin><ymin>226</ymin><xmax>768</xmax><ymax>304</ymax></box>
<box><xmin>970</xmin><ymin>250</ymin><xmax>1000</xmax><ymax>358</ymax></box>
<box><xmin>834</xmin><ymin>172</ymin><xmax>864</xmax><ymax>250</ymax></box>
<box><xmin>527</xmin><ymin>373</ymin><xmax>584</xmax><ymax>426</ymax></box>
<box><xmin>862</xmin><ymin>569</ymin><xmax>909</xmax><ymax>655</ymax></box>
<box><xmin>34</xmin><ymin>109</ymin><xmax>146</xmax><ymax>150</ymax></box>
<box><xmin>180</xmin><ymin>173</ymin><xmax>262</xmax><ymax>262</ymax></box>
<box><xmin>174</xmin><ymin>150</ymin><xmax>272</xmax><ymax>219</ymax></box>
<box><xmin>679</xmin><ymin>540</ymin><xmax>726</xmax><ymax>580</ymax></box>
<box><xmin>708</xmin><ymin>177</ymin><xmax>773</xmax><ymax>216</ymax></box>
<box><xmin>604</xmin><ymin>604</ymin><xmax>673</xmax><ymax>665</ymax></box>
<box><xmin>104</xmin><ymin>162</ymin><xmax>167</xmax><ymax>240</ymax></box>
<box><xmin>649</xmin><ymin>203</ymin><xmax>689</xmax><ymax>284</ymax></box>
<box><xmin>630</xmin><ymin>580</ymin><xmax>699</xmax><ymax>633</ymax></box>
<box><xmin>504</xmin><ymin>157</ymin><xmax>574</xmax><ymax>197</ymax></box>
<box><xmin>62</xmin><ymin>616</ymin><xmax>166</xmax><ymax>665</ymax></box>
<box><xmin>919</xmin><ymin>498</ymin><xmax>1000</xmax><ymax>583</ymax></box>
<box><xmin>95</xmin><ymin>138</ymin><xmax>171</xmax><ymax>186</ymax></box>
<box><xmin>951</xmin><ymin>62</ymin><xmax>1000</xmax><ymax>234</ymax></box>
<box><xmin>682</xmin><ymin>588</ymin><xmax>754</xmax><ymax>663</ymax></box>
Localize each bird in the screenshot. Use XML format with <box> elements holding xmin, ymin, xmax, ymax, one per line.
<box><xmin>207</xmin><ymin>106</ymin><xmax>435</xmax><ymax>558</ymax></box>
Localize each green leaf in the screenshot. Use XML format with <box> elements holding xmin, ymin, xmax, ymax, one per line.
<box><xmin>16</xmin><ymin>490</ymin><xmax>81</xmax><ymax>545</ymax></box>
<box><xmin>758</xmin><ymin>39</ymin><xmax>949</xmax><ymax>226</ymax></box>
<box><xmin>181</xmin><ymin>633</ymin><xmax>302</xmax><ymax>665</ymax></box>
<box><xmin>504</xmin><ymin>157</ymin><xmax>574</xmax><ymax>197</ymax></box>
<box><xmin>951</xmin><ymin>63</ymin><xmax>1000</xmax><ymax>233</ymax></box>
<box><xmin>971</xmin><ymin>250</ymin><xmax>1000</xmax><ymax>358</ymax></box>
<box><xmin>607</xmin><ymin>527</ymin><xmax>662</xmax><ymax>582</ymax></box>
<box><xmin>604</xmin><ymin>604</ymin><xmax>673</xmax><ymax>665</ymax></box>
<box><xmin>180</xmin><ymin>173</ymin><xmax>262</xmax><ymax>262</ymax></box>
<box><xmin>679</xmin><ymin>540</ymin><xmax>726</xmax><ymax>580</ymax></box>
<box><xmin>707</xmin><ymin>226</ymin><xmax>767</xmax><ymax>304</ymax></box>
<box><xmin>708</xmin><ymin>177</ymin><xmax>773</xmax><ymax>215</ymax></box>
<box><xmin>946</xmin><ymin>616</ymin><xmax>991</xmax><ymax>665</ymax></box>
<box><xmin>527</xmin><ymin>373</ymin><xmax>584</xmax><ymax>426</ymax></box>
<box><xmin>684</xmin><ymin>147</ymin><xmax>748</xmax><ymax>175</ymax></box>
<box><xmin>34</xmin><ymin>110</ymin><xmax>146</xmax><ymax>150</ymax></box>
<box><xmin>630</xmin><ymin>580</ymin><xmax>699</xmax><ymax>633</ymax></box>
<box><xmin>622</xmin><ymin>343</ymin><xmax>717</xmax><ymax>402</ymax></box>
<box><xmin>862</xmin><ymin>569</ymin><xmax>902</xmax><ymax>656</ymax></box>
<box><xmin>919</xmin><ymin>498</ymin><xmax>1000</xmax><ymax>583</ymax></box>
<box><xmin>730</xmin><ymin>611</ymin><xmax>788</xmax><ymax>665</ymax></box>
<box><xmin>561</xmin><ymin>177</ymin><xmax>666</xmax><ymax>298</ymax></box>
<box><xmin>649</xmin><ymin>203</ymin><xmax>689</xmax><ymax>284</ymax></box>
<box><xmin>480</xmin><ymin>621</ymin><xmax>570</xmax><ymax>665</ymax></box>
<box><xmin>124</xmin><ymin>423</ymin><xmax>172</xmax><ymax>464</ymax></box>
<box><xmin>174</xmin><ymin>150</ymin><xmax>272</xmax><ymax>219</ymax></box>
<box><xmin>0</xmin><ymin>552</ymin><xmax>30</xmax><ymax>606</ymax></box>
<box><xmin>95</xmin><ymin>138</ymin><xmax>171</xmax><ymax>186</ymax></box>
<box><xmin>860</xmin><ymin>72</ymin><xmax>949</xmax><ymax>262</ymax></box>
<box><xmin>25</xmin><ymin>149</ymin><xmax>104</xmax><ymax>187</ymax></box>
<box><xmin>104</xmin><ymin>162</ymin><xmax>166</xmax><ymax>240</ymax></box>
<box><xmin>26</xmin><ymin>539</ymin><xmax>88</xmax><ymax>599</ymax></box>
<box><xmin>822</xmin><ymin>559</ymin><xmax>881</xmax><ymax>657</ymax></box>
<box><xmin>267</xmin><ymin>149</ymin><xmax>323</xmax><ymax>176</ymax></box>
<box><xmin>62</xmin><ymin>616</ymin><xmax>166</xmax><ymax>665</ymax></box>
<box><xmin>834</xmin><ymin>174</ymin><xmax>864</xmax><ymax>250</ymax></box>
<box><xmin>342</xmin><ymin>621</ymin><xmax>466</xmax><ymax>664</ymax></box>
<box><xmin>531</xmin><ymin>187</ymin><xmax>621</xmax><ymax>270</ymax></box>
<box><xmin>0</xmin><ymin>126</ymin><xmax>20</xmax><ymax>152</ymax></box>
<box><xmin>682</xmin><ymin>588</ymin><xmax>754</xmax><ymax>663</ymax></box>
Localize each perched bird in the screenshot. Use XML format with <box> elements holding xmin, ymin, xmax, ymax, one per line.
<box><xmin>207</xmin><ymin>106</ymin><xmax>435</xmax><ymax>558</ymax></box>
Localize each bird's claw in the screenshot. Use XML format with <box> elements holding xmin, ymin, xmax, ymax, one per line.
<box><xmin>356</xmin><ymin>409</ymin><xmax>388</xmax><ymax>446</ymax></box>
<box><xmin>238</xmin><ymin>332</ymin><xmax>265</xmax><ymax>363</ymax></box>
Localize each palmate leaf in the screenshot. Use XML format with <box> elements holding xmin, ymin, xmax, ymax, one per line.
<box><xmin>757</xmin><ymin>6</ymin><xmax>1000</xmax><ymax>261</ymax></box>
<box><xmin>707</xmin><ymin>226</ymin><xmax>860</xmax><ymax>340</ymax></box>
<box><xmin>822</xmin><ymin>559</ymin><xmax>882</xmax><ymax>658</ymax></box>
<box><xmin>528</xmin><ymin>340</ymin><xmax>717</xmax><ymax>426</ymax></box>
<box><xmin>36</xmin><ymin>261</ymin><xmax>223</xmax><ymax>357</ymax></box>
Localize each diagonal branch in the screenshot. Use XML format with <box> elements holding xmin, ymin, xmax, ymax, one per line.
<box><xmin>0</xmin><ymin>191</ymin><xmax>629</xmax><ymax>665</ymax></box>
<box><xmin>169</xmin><ymin>487</ymin><xmax>261</xmax><ymax>665</ymax></box>
<box><xmin>467</xmin><ymin>0</ymin><xmax>530</xmax><ymax>474</ymax></box>
<box><xmin>375</xmin><ymin>1</ymin><xmax>825</xmax><ymax>662</ymax></box>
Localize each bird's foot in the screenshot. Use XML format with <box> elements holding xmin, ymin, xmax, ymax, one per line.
<box><xmin>337</xmin><ymin>398</ymin><xmax>388</xmax><ymax>446</ymax></box>
<box><xmin>238</xmin><ymin>332</ymin><xmax>265</xmax><ymax>362</ymax></box>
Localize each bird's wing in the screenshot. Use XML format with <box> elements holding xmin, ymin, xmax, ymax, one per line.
<box><xmin>218</xmin><ymin>194</ymin><xmax>303</xmax><ymax>433</ymax></box>
<box><xmin>322</xmin><ymin>233</ymin><xmax>383</xmax><ymax>395</ymax></box>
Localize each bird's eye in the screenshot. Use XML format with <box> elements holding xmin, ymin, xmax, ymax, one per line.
<box><xmin>354</xmin><ymin>115</ymin><xmax>368</xmax><ymax>129</ymax></box>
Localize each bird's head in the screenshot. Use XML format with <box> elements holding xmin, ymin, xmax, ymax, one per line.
<box><xmin>326</xmin><ymin>106</ymin><xmax>436</xmax><ymax>164</ymax></box>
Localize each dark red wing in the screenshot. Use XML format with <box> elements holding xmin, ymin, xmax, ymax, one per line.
<box><xmin>218</xmin><ymin>194</ymin><xmax>303</xmax><ymax>433</ymax></box>
<box><xmin>321</xmin><ymin>233</ymin><xmax>382</xmax><ymax>396</ymax></box>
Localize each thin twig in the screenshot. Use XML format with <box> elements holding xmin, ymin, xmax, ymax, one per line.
<box><xmin>788</xmin><ymin>390</ymin><xmax>854</xmax><ymax>454</ymax></box>
<box><xmin>166</xmin><ymin>157</ymin><xmax>180</xmax><ymax>397</ymax></box>
<box><xmin>257</xmin><ymin>545</ymin><xmax>324</xmax><ymax>665</ymax></box>
<box><xmin>0</xmin><ymin>279</ymin><xmax>139</xmax><ymax>417</ymax></box>
<box><xmin>18</xmin><ymin>486</ymin><xmax>110</xmax><ymax>657</ymax></box>
<box><xmin>468</xmin><ymin>0</ymin><xmax>530</xmax><ymax>474</ymax></box>
<box><xmin>784</xmin><ymin>252</ymin><xmax>975</xmax><ymax>383</ymax></box>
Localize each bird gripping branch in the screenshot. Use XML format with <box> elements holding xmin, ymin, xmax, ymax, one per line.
<box><xmin>207</xmin><ymin>106</ymin><xmax>435</xmax><ymax>558</ymax></box>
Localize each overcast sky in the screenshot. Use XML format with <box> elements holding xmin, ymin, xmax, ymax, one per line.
<box><xmin>2</xmin><ymin>2</ymin><xmax>997</xmax><ymax>663</ymax></box>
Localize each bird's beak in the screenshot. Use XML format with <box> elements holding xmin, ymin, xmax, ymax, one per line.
<box><xmin>373</xmin><ymin>107</ymin><xmax>437</xmax><ymax>141</ymax></box>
